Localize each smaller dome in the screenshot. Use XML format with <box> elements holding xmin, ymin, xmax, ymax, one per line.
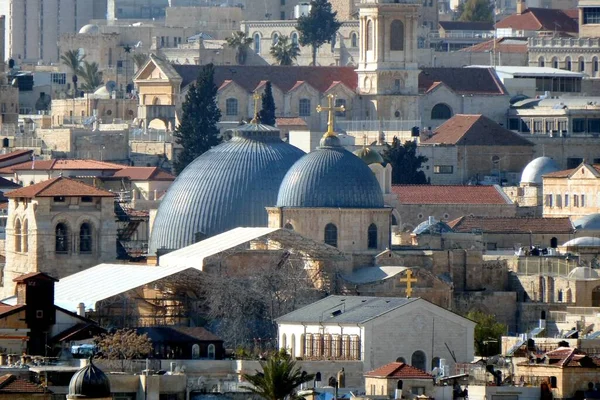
<box><xmin>353</xmin><ymin>147</ymin><xmax>384</xmax><ymax>165</ymax></box>
<box><xmin>79</xmin><ymin>24</ymin><xmax>100</xmax><ymax>34</ymax></box>
<box><xmin>68</xmin><ymin>359</ymin><xmax>111</xmax><ymax>398</ymax></box>
<box><xmin>521</xmin><ymin>157</ymin><xmax>560</xmax><ymax>185</ymax></box>
<box><xmin>563</xmin><ymin>237</ymin><xmax>600</xmax><ymax>248</ymax></box>
<box><xmin>574</xmin><ymin>214</ymin><xmax>600</xmax><ymax>231</ymax></box>
<box><xmin>413</xmin><ymin>217</ymin><xmax>453</xmax><ymax>235</ymax></box>
<box><xmin>567</xmin><ymin>266</ymin><xmax>600</xmax><ymax>281</ymax></box>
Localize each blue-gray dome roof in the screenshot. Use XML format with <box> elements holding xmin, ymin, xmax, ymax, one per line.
<box><xmin>276</xmin><ymin>135</ymin><xmax>384</xmax><ymax>208</ymax></box>
<box><xmin>521</xmin><ymin>157</ymin><xmax>560</xmax><ymax>185</ymax></box>
<box><xmin>68</xmin><ymin>359</ymin><xmax>111</xmax><ymax>398</ymax></box>
<box><xmin>563</xmin><ymin>237</ymin><xmax>600</xmax><ymax>247</ymax></box>
<box><xmin>149</xmin><ymin>123</ymin><xmax>305</xmax><ymax>254</ymax></box>
<box><xmin>574</xmin><ymin>214</ymin><xmax>600</xmax><ymax>231</ymax></box>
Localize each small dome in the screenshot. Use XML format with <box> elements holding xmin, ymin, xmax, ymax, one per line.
<box><xmin>563</xmin><ymin>237</ymin><xmax>600</xmax><ymax>247</ymax></box>
<box><xmin>149</xmin><ymin>122</ymin><xmax>304</xmax><ymax>254</ymax></box>
<box><xmin>413</xmin><ymin>218</ymin><xmax>453</xmax><ymax>235</ymax></box>
<box><xmin>567</xmin><ymin>266</ymin><xmax>600</xmax><ymax>281</ymax></box>
<box><xmin>93</xmin><ymin>86</ymin><xmax>110</xmax><ymax>98</ymax></box>
<box><xmin>353</xmin><ymin>147</ymin><xmax>384</xmax><ymax>165</ymax></box>
<box><xmin>574</xmin><ymin>214</ymin><xmax>600</xmax><ymax>231</ymax></box>
<box><xmin>521</xmin><ymin>157</ymin><xmax>560</xmax><ymax>185</ymax></box>
<box><xmin>68</xmin><ymin>359</ymin><xmax>111</xmax><ymax>398</ymax></box>
<box><xmin>277</xmin><ymin>134</ymin><xmax>384</xmax><ymax>208</ymax></box>
<box><xmin>79</xmin><ymin>24</ymin><xmax>100</xmax><ymax>34</ymax></box>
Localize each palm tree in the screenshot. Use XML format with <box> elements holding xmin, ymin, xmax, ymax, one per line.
<box><xmin>226</xmin><ymin>31</ymin><xmax>254</xmax><ymax>65</ymax></box>
<box><xmin>60</xmin><ymin>49</ymin><xmax>85</xmax><ymax>97</ymax></box>
<box><xmin>242</xmin><ymin>350</ymin><xmax>314</xmax><ymax>400</ymax></box>
<box><xmin>270</xmin><ymin>36</ymin><xmax>300</xmax><ymax>66</ymax></box>
<box><xmin>79</xmin><ymin>61</ymin><xmax>103</xmax><ymax>92</ymax></box>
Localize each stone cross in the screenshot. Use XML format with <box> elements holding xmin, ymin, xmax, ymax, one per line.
<box><xmin>250</xmin><ymin>92</ymin><xmax>261</xmax><ymax>124</ymax></box>
<box><xmin>400</xmin><ymin>269</ymin><xmax>417</xmax><ymax>297</ymax></box>
<box><xmin>316</xmin><ymin>94</ymin><xmax>345</xmax><ymax>137</ymax></box>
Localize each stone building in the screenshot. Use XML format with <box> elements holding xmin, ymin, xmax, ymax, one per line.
<box><xmin>542</xmin><ymin>162</ymin><xmax>600</xmax><ymax>218</ymax></box>
<box><xmin>364</xmin><ymin>362</ymin><xmax>435</xmax><ymax>397</ymax></box>
<box><xmin>495</xmin><ymin>2</ymin><xmax>578</xmax><ymax>38</ymax></box>
<box><xmin>3</xmin><ymin>177</ymin><xmax>118</xmax><ymax>296</ymax></box>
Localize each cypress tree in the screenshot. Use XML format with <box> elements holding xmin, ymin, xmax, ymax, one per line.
<box><xmin>258</xmin><ymin>81</ymin><xmax>277</xmax><ymax>126</ymax></box>
<box><xmin>173</xmin><ymin>63</ymin><xmax>222</xmax><ymax>175</ymax></box>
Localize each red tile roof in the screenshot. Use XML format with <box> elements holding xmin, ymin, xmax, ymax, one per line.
<box><xmin>173</xmin><ymin>65</ymin><xmax>359</xmax><ymax>93</ymax></box>
<box><xmin>419</xmin><ymin>68</ymin><xmax>507</xmax><ymax>95</ymax></box>
<box><xmin>0</xmin><ymin>159</ymin><xmax>125</xmax><ymax>174</ymax></box>
<box><xmin>6</xmin><ymin>177</ymin><xmax>115</xmax><ymax>198</ymax></box>
<box><xmin>447</xmin><ymin>216</ymin><xmax>574</xmax><ymax>234</ymax></box>
<box><xmin>0</xmin><ymin>150</ymin><xmax>33</xmax><ymax>163</ymax></box>
<box><xmin>366</xmin><ymin>362</ymin><xmax>434</xmax><ymax>379</ymax></box>
<box><xmin>421</xmin><ymin>114</ymin><xmax>534</xmax><ymax>146</ymax></box>
<box><xmin>276</xmin><ymin>117</ymin><xmax>308</xmax><ymax>127</ymax></box>
<box><xmin>495</xmin><ymin>8</ymin><xmax>578</xmax><ymax>33</ymax></box>
<box><xmin>0</xmin><ymin>374</ymin><xmax>49</xmax><ymax>393</ymax></box>
<box><xmin>112</xmin><ymin>167</ymin><xmax>175</xmax><ymax>181</ymax></box>
<box><xmin>519</xmin><ymin>347</ymin><xmax>600</xmax><ymax>368</ymax></box>
<box><xmin>13</xmin><ymin>272</ymin><xmax>59</xmax><ymax>282</ymax></box>
<box><xmin>392</xmin><ymin>185</ymin><xmax>512</xmax><ymax>205</ymax></box>
<box><xmin>459</xmin><ymin>38</ymin><xmax>528</xmax><ymax>54</ymax></box>
<box><xmin>544</xmin><ymin>164</ymin><xmax>600</xmax><ymax>179</ymax></box>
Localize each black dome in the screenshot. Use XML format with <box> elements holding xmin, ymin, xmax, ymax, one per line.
<box><xmin>149</xmin><ymin>123</ymin><xmax>305</xmax><ymax>254</ymax></box>
<box><xmin>68</xmin><ymin>359</ymin><xmax>111</xmax><ymax>398</ymax></box>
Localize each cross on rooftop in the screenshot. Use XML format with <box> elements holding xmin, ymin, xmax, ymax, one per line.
<box><xmin>400</xmin><ymin>269</ymin><xmax>417</xmax><ymax>297</ymax></box>
<box><xmin>316</xmin><ymin>94</ymin><xmax>345</xmax><ymax>137</ymax></box>
<box><xmin>250</xmin><ymin>92</ymin><xmax>261</xmax><ymax>124</ymax></box>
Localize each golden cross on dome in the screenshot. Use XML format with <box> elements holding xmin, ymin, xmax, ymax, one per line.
<box><xmin>250</xmin><ymin>92</ymin><xmax>262</xmax><ymax>124</ymax></box>
<box><xmin>316</xmin><ymin>94</ymin><xmax>345</xmax><ymax>137</ymax></box>
<box><xmin>400</xmin><ymin>269</ymin><xmax>417</xmax><ymax>297</ymax></box>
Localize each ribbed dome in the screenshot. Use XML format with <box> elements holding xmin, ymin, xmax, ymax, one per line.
<box><xmin>68</xmin><ymin>359</ymin><xmax>111</xmax><ymax>398</ymax></box>
<box><xmin>563</xmin><ymin>237</ymin><xmax>600</xmax><ymax>247</ymax></box>
<box><xmin>149</xmin><ymin>123</ymin><xmax>304</xmax><ymax>254</ymax></box>
<box><xmin>353</xmin><ymin>147</ymin><xmax>384</xmax><ymax>165</ymax></box>
<box><xmin>521</xmin><ymin>157</ymin><xmax>560</xmax><ymax>185</ymax></box>
<box><xmin>574</xmin><ymin>214</ymin><xmax>600</xmax><ymax>231</ymax></box>
<box><xmin>276</xmin><ymin>135</ymin><xmax>384</xmax><ymax>208</ymax></box>
<box><xmin>567</xmin><ymin>266</ymin><xmax>600</xmax><ymax>281</ymax></box>
<box><xmin>79</xmin><ymin>24</ymin><xmax>100</xmax><ymax>34</ymax></box>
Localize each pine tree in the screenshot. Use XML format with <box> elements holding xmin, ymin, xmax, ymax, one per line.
<box><xmin>382</xmin><ymin>138</ymin><xmax>429</xmax><ymax>184</ymax></box>
<box><xmin>259</xmin><ymin>81</ymin><xmax>276</xmax><ymax>126</ymax></box>
<box><xmin>297</xmin><ymin>0</ymin><xmax>342</xmax><ymax>66</ymax></box>
<box><xmin>458</xmin><ymin>0</ymin><xmax>493</xmax><ymax>22</ymax></box>
<box><xmin>174</xmin><ymin>64</ymin><xmax>222</xmax><ymax>175</ymax></box>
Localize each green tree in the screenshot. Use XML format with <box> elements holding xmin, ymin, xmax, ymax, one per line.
<box><xmin>226</xmin><ymin>31</ymin><xmax>254</xmax><ymax>65</ymax></box>
<box><xmin>79</xmin><ymin>61</ymin><xmax>103</xmax><ymax>92</ymax></box>
<box><xmin>382</xmin><ymin>138</ymin><xmax>428</xmax><ymax>184</ymax></box>
<box><xmin>174</xmin><ymin>63</ymin><xmax>222</xmax><ymax>174</ymax></box>
<box><xmin>94</xmin><ymin>329</ymin><xmax>153</xmax><ymax>372</ymax></box>
<box><xmin>297</xmin><ymin>0</ymin><xmax>342</xmax><ymax>66</ymax></box>
<box><xmin>243</xmin><ymin>350</ymin><xmax>314</xmax><ymax>400</ymax></box>
<box><xmin>259</xmin><ymin>81</ymin><xmax>277</xmax><ymax>126</ymax></box>
<box><xmin>60</xmin><ymin>49</ymin><xmax>85</xmax><ymax>97</ymax></box>
<box><xmin>466</xmin><ymin>311</ymin><xmax>507</xmax><ymax>356</ymax></box>
<box><xmin>458</xmin><ymin>0</ymin><xmax>493</xmax><ymax>22</ymax></box>
<box><xmin>270</xmin><ymin>36</ymin><xmax>300</xmax><ymax>66</ymax></box>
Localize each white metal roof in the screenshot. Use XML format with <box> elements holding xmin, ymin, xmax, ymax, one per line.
<box><xmin>493</xmin><ymin>66</ymin><xmax>585</xmax><ymax>78</ymax></box>
<box><xmin>158</xmin><ymin>227</ymin><xmax>278</xmax><ymax>268</ymax></box>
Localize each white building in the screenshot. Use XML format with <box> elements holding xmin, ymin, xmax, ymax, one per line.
<box><xmin>276</xmin><ymin>295</ymin><xmax>476</xmax><ymax>373</ymax></box>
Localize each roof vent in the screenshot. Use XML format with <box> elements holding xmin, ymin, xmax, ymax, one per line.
<box><xmin>331</xmin><ymin>310</ymin><xmax>343</xmax><ymax>317</ymax></box>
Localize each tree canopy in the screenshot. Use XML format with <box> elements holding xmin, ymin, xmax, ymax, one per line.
<box><xmin>174</xmin><ymin>63</ymin><xmax>222</xmax><ymax>174</ymax></box>
<box><xmin>94</xmin><ymin>329</ymin><xmax>153</xmax><ymax>371</ymax></box>
<box><xmin>78</xmin><ymin>61</ymin><xmax>103</xmax><ymax>92</ymax></box>
<box><xmin>381</xmin><ymin>138</ymin><xmax>428</xmax><ymax>184</ymax></box>
<box><xmin>60</xmin><ymin>49</ymin><xmax>85</xmax><ymax>97</ymax></box>
<box><xmin>227</xmin><ymin>31</ymin><xmax>254</xmax><ymax>65</ymax></box>
<box><xmin>466</xmin><ymin>311</ymin><xmax>507</xmax><ymax>356</ymax></box>
<box><xmin>243</xmin><ymin>350</ymin><xmax>314</xmax><ymax>400</ymax></box>
<box><xmin>270</xmin><ymin>35</ymin><xmax>300</xmax><ymax>66</ymax></box>
<box><xmin>458</xmin><ymin>0</ymin><xmax>494</xmax><ymax>22</ymax></box>
<box><xmin>297</xmin><ymin>0</ymin><xmax>342</xmax><ymax>66</ymax></box>
<box><xmin>259</xmin><ymin>81</ymin><xmax>277</xmax><ymax>126</ymax></box>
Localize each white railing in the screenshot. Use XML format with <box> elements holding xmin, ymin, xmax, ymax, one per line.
<box><xmin>130</xmin><ymin>128</ymin><xmax>174</xmax><ymax>143</ymax></box>
<box><xmin>529</xmin><ymin>37</ymin><xmax>600</xmax><ymax>48</ymax></box>
<box><xmin>337</xmin><ymin>119</ymin><xmax>420</xmax><ymax>132</ymax></box>
<box><xmin>430</xmin><ymin>31</ymin><xmax>495</xmax><ymax>39</ymax></box>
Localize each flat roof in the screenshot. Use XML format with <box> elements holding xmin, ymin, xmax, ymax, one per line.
<box><xmin>468</xmin><ymin>65</ymin><xmax>586</xmax><ymax>78</ymax></box>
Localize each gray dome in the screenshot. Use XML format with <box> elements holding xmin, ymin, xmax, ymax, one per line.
<box><xmin>276</xmin><ymin>134</ymin><xmax>384</xmax><ymax>208</ymax></box>
<box><xmin>79</xmin><ymin>24</ymin><xmax>100</xmax><ymax>34</ymax></box>
<box><xmin>149</xmin><ymin>123</ymin><xmax>304</xmax><ymax>254</ymax></box>
<box><xmin>567</xmin><ymin>266</ymin><xmax>600</xmax><ymax>280</ymax></box>
<box><xmin>574</xmin><ymin>214</ymin><xmax>600</xmax><ymax>231</ymax></box>
<box><xmin>68</xmin><ymin>359</ymin><xmax>111</xmax><ymax>398</ymax></box>
<box><xmin>521</xmin><ymin>157</ymin><xmax>560</xmax><ymax>185</ymax></box>
<box><xmin>563</xmin><ymin>237</ymin><xmax>600</xmax><ymax>247</ymax></box>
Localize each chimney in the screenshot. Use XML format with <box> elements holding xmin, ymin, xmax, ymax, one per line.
<box><xmin>516</xmin><ymin>0</ymin><xmax>527</xmax><ymax>15</ymax></box>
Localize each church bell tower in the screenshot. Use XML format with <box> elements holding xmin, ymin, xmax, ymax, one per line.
<box><xmin>356</xmin><ymin>0</ymin><xmax>421</xmax><ymax>121</ymax></box>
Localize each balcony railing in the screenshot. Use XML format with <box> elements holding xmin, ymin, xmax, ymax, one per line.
<box><xmin>429</xmin><ymin>31</ymin><xmax>495</xmax><ymax>39</ymax></box>
<box><xmin>529</xmin><ymin>37</ymin><xmax>600</xmax><ymax>48</ymax></box>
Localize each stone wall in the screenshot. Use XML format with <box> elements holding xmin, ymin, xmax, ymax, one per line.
<box><xmin>454</xmin><ymin>291</ymin><xmax>517</xmax><ymax>332</ymax></box>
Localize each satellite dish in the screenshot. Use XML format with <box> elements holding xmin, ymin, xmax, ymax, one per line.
<box><xmin>105</xmin><ymin>80</ymin><xmax>117</xmax><ymax>93</ymax></box>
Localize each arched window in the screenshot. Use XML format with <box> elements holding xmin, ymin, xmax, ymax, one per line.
<box><xmin>565</xmin><ymin>56</ymin><xmax>572</xmax><ymax>71</ymax></box>
<box><xmin>79</xmin><ymin>223</ymin><xmax>92</xmax><ymax>253</ymax></box>
<box><xmin>291</xmin><ymin>334</ymin><xmax>296</xmax><ymax>357</ymax></box>
<box><xmin>431</xmin><ymin>103</ymin><xmax>452</xmax><ymax>120</ymax></box>
<box><xmin>300</xmin><ymin>334</ymin><xmax>305</xmax><ymax>356</ymax></box>
<box><xmin>22</xmin><ymin>219</ymin><xmax>28</xmax><ymax>253</ymax></box>
<box><xmin>552</xmin><ymin>57</ymin><xmax>558</xmax><ymax>69</ymax></box>
<box><xmin>351</xmin><ymin>32</ymin><xmax>358</xmax><ymax>47</ymax></box>
<box><xmin>14</xmin><ymin>219</ymin><xmax>21</xmax><ymax>253</ymax></box>
<box><xmin>192</xmin><ymin>344</ymin><xmax>200</xmax><ymax>359</ymax></box>
<box><xmin>291</xmin><ymin>32</ymin><xmax>298</xmax><ymax>45</ymax></box>
<box><xmin>225</xmin><ymin>98</ymin><xmax>238</xmax><ymax>116</ymax></box>
<box><xmin>56</xmin><ymin>223</ymin><xmax>69</xmax><ymax>253</ymax></box>
<box><xmin>396</xmin><ymin>357</ymin><xmax>406</xmax><ymax>363</ymax></box>
<box><xmin>284</xmin><ymin>222</ymin><xmax>294</xmax><ymax>230</ymax></box>
<box><xmin>579</xmin><ymin>56</ymin><xmax>585</xmax><ymax>72</ymax></box>
<box><xmin>281</xmin><ymin>333</ymin><xmax>287</xmax><ymax>350</ymax></box>
<box><xmin>538</xmin><ymin>56</ymin><xmax>545</xmax><ymax>67</ymax></box>
<box><xmin>253</xmin><ymin>33</ymin><xmax>261</xmax><ymax>53</ymax></box>
<box><xmin>273</xmin><ymin>33</ymin><xmax>279</xmax><ymax>46</ymax></box>
<box><xmin>368</xmin><ymin>223</ymin><xmax>378</xmax><ymax>249</ymax></box>
<box><xmin>324</xmin><ymin>223</ymin><xmax>338</xmax><ymax>247</ymax></box>
<box><xmin>558</xmin><ymin>289</ymin><xmax>563</xmax><ymax>302</ymax></box>
<box><xmin>207</xmin><ymin>344</ymin><xmax>216</xmax><ymax>359</ymax></box>
<box><xmin>390</xmin><ymin>20</ymin><xmax>404</xmax><ymax>51</ymax></box>
<box><xmin>550</xmin><ymin>237</ymin><xmax>558</xmax><ymax>248</ymax></box>
<box><xmin>432</xmin><ymin>357</ymin><xmax>440</xmax><ymax>370</ymax></box>
<box><xmin>411</xmin><ymin>350</ymin><xmax>426</xmax><ymax>371</ymax></box>
<box><xmin>366</xmin><ymin>20</ymin><xmax>373</xmax><ymax>51</ymax></box>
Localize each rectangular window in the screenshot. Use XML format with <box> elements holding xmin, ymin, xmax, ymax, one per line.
<box><xmin>583</xmin><ymin>7</ymin><xmax>600</xmax><ymax>24</ymax></box>
<box><xmin>545</xmin><ymin>194</ymin><xmax>553</xmax><ymax>207</ymax></box>
<box><xmin>556</xmin><ymin>194</ymin><xmax>562</xmax><ymax>208</ymax></box>
<box><xmin>508</xmin><ymin>118</ymin><xmax>520</xmax><ymax>130</ymax></box>
<box><xmin>81</xmin><ymin>196</ymin><xmax>93</xmax><ymax>203</ymax></box>
<box><xmin>565</xmin><ymin>194</ymin><xmax>570</xmax><ymax>207</ymax></box>
<box><xmin>582</xmin><ymin>194</ymin><xmax>586</xmax><ymax>207</ymax></box>
<box><xmin>53</xmin><ymin>196</ymin><xmax>65</xmax><ymax>202</ymax></box>
<box><xmin>434</xmin><ymin>165</ymin><xmax>454</xmax><ymax>174</ymax></box>
<box><xmin>280</xmin><ymin>11</ymin><xmax>285</xmax><ymax>19</ymax></box>
<box><xmin>533</xmin><ymin>120</ymin><xmax>543</xmax><ymax>133</ymax></box>
<box><xmin>299</xmin><ymin>99</ymin><xmax>311</xmax><ymax>117</ymax></box>
<box><xmin>568</xmin><ymin>157</ymin><xmax>583</xmax><ymax>168</ymax></box>
<box><xmin>558</xmin><ymin>120</ymin><xmax>568</xmax><ymax>132</ymax></box>
<box><xmin>574</xmin><ymin>194</ymin><xmax>580</xmax><ymax>207</ymax></box>
<box><xmin>545</xmin><ymin>120</ymin><xmax>555</xmax><ymax>133</ymax></box>
<box><xmin>335</xmin><ymin>98</ymin><xmax>347</xmax><ymax>117</ymax></box>
<box><xmin>281</xmin><ymin>0</ymin><xmax>285</xmax><ymax>5</ymax></box>
<box><xmin>225</xmin><ymin>98</ymin><xmax>238</xmax><ymax>116</ymax></box>
<box><xmin>573</xmin><ymin>118</ymin><xmax>585</xmax><ymax>133</ymax></box>
<box><xmin>589</xmin><ymin>119</ymin><xmax>600</xmax><ymax>133</ymax></box>
<box><xmin>412</xmin><ymin>387</ymin><xmax>426</xmax><ymax>396</ymax></box>
<box><xmin>51</xmin><ymin>73</ymin><xmax>66</xmax><ymax>85</ymax></box>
